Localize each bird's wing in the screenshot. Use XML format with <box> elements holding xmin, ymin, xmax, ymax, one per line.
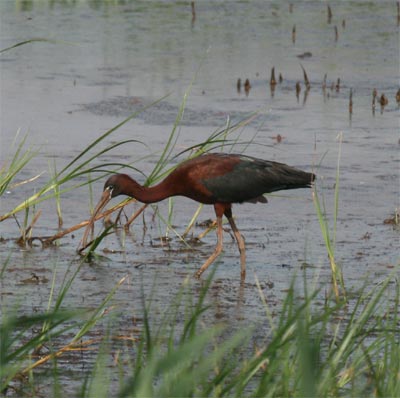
<box><xmin>202</xmin><ymin>156</ymin><xmax>312</xmax><ymax>203</ymax></box>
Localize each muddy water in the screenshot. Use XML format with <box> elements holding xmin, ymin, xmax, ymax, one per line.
<box><xmin>0</xmin><ymin>1</ymin><xmax>399</xmax><ymax>394</ymax></box>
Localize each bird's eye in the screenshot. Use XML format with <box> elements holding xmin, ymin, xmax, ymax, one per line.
<box><xmin>106</xmin><ymin>185</ymin><xmax>114</xmax><ymax>192</ymax></box>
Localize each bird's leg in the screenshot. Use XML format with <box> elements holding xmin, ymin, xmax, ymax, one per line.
<box><xmin>195</xmin><ymin>215</ymin><xmax>223</xmax><ymax>279</ymax></box>
<box><xmin>225</xmin><ymin>209</ymin><xmax>246</xmax><ymax>280</ymax></box>
<box><xmin>228</xmin><ymin>217</ymin><xmax>246</xmax><ymax>279</ymax></box>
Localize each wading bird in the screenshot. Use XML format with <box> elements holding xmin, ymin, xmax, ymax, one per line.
<box><xmin>80</xmin><ymin>153</ymin><xmax>315</xmax><ymax>280</ymax></box>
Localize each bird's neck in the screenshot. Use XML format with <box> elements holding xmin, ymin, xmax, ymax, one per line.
<box><xmin>125</xmin><ymin>179</ymin><xmax>174</xmax><ymax>204</ymax></box>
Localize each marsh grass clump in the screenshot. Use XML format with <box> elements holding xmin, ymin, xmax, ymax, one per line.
<box><xmin>88</xmin><ymin>273</ymin><xmax>400</xmax><ymax>397</ymax></box>
<box><xmin>0</xmin><ymin>260</ymin><xmax>129</xmax><ymax>396</ymax></box>
<box><xmin>2</xmin><ymin>264</ymin><xmax>399</xmax><ymax>397</ymax></box>
<box><xmin>313</xmin><ymin>133</ymin><xmax>346</xmax><ymax>300</ymax></box>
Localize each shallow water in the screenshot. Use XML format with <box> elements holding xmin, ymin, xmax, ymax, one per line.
<box><xmin>1</xmin><ymin>1</ymin><xmax>399</xmax><ymax>395</ymax></box>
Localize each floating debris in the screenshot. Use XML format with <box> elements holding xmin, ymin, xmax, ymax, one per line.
<box><xmin>300</xmin><ymin>64</ymin><xmax>310</xmax><ymax>90</ymax></box>
<box><xmin>383</xmin><ymin>209</ymin><xmax>399</xmax><ymax>226</ymax></box>
<box><xmin>270</xmin><ymin>134</ymin><xmax>283</xmax><ymax>143</ymax></box>
<box><xmin>361</xmin><ymin>232</ymin><xmax>372</xmax><ymax>240</ymax></box>
<box><xmin>237</xmin><ymin>78</ymin><xmax>241</xmax><ymax>93</ymax></box>
<box><xmin>295</xmin><ymin>81</ymin><xmax>301</xmax><ymax>100</ymax></box>
<box><xmin>292</xmin><ymin>24</ymin><xmax>296</xmax><ymax>44</ymax></box>
<box><xmin>334</xmin><ymin>25</ymin><xmax>338</xmax><ymax>41</ymax></box>
<box><xmin>297</xmin><ymin>52</ymin><xmax>312</xmax><ymax>59</ymax></box>
<box><xmin>244</xmin><ymin>78</ymin><xmax>251</xmax><ymax>96</ymax></box>
<box><xmin>270</xmin><ymin>67</ymin><xmax>277</xmax><ymax>86</ymax></box>
<box><xmin>396</xmin><ymin>88</ymin><xmax>400</xmax><ymax>103</ymax></box>
<box><xmin>379</xmin><ymin>93</ymin><xmax>388</xmax><ymax>114</ymax></box>
<box><xmin>335</xmin><ymin>78</ymin><xmax>340</xmax><ymax>92</ymax></box>
<box><xmin>191</xmin><ymin>1</ymin><xmax>196</xmax><ymax>25</ymax></box>
<box><xmin>372</xmin><ymin>88</ymin><xmax>378</xmax><ymax>106</ymax></box>
<box><xmin>269</xmin><ymin>68</ymin><xmax>277</xmax><ymax>97</ymax></box>
<box><xmin>398</xmin><ymin>1</ymin><xmax>400</xmax><ymax>26</ymax></box>
<box><xmin>342</xmin><ymin>19</ymin><xmax>346</xmax><ymax>28</ymax></box>
<box><xmin>275</xmin><ymin>134</ymin><xmax>283</xmax><ymax>143</ymax></box>
<box><xmin>322</xmin><ymin>74</ymin><xmax>328</xmax><ymax>100</ymax></box>
<box><xmin>279</xmin><ymin>73</ymin><xmax>283</xmax><ymax>83</ymax></box>
<box><xmin>327</xmin><ymin>4</ymin><xmax>333</xmax><ymax>24</ymax></box>
<box><xmin>302</xmin><ymin>87</ymin><xmax>310</xmax><ymax>105</ymax></box>
<box><xmin>372</xmin><ymin>88</ymin><xmax>377</xmax><ymax>114</ymax></box>
<box><xmin>349</xmin><ymin>88</ymin><xmax>353</xmax><ymax>115</ymax></box>
<box><xmin>379</xmin><ymin>93</ymin><xmax>388</xmax><ymax>106</ymax></box>
<box><xmin>196</xmin><ymin>218</ymin><xmax>216</xmax><ymax>228</ymax></box>
<box><xmin>20</xmin><ymin>273</ymin><xmax>49</xmax><ymax>285</ymax></box>
<box><xmin>20</xmin><ymin>273</ymin><xmax>40</xmax><ymax>285</ymax></box>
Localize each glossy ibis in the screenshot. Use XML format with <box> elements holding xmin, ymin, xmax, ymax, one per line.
<box><xmin>81</xmin><ymin>153</ymin><xmax>315</xmax><ymax>279</ymax></box>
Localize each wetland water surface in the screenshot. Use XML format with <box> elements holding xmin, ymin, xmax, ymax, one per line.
<box><xmin>0</xmin><ymin>1</ymin><xmax>399</xmax><ymax>395</ymax></box>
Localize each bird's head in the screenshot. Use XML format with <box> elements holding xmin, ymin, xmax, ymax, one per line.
<box><xmin>103</xmin><ymin>174</ymin><xmax>133</xmax><ymax>198</ymax></box>
<box><xmin>79</xmin><ymin>174</ymin><xmax>133</xmax><ymax>251</ymax></box>
<box><xmin>80</xmin><ymin>172</ymin><xmax>148</xmax><ymax>252</ymax></box>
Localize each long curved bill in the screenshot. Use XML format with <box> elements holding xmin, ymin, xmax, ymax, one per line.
<box><xmin>79</xmin><ymin>189</ymin><xmax>112</xmax><ymax>253</ymax></box>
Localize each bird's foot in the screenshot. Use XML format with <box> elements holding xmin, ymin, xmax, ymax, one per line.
<box><xmin>194</xmin><ymin>269</ymin><xmax>203</xmax><ymax>280</ymax></box>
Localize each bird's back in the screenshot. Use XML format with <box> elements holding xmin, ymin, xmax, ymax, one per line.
<box><xmin>171</xmin><ymin>153</ymin><xmax>315</xmax><ymax>204</ymax></box>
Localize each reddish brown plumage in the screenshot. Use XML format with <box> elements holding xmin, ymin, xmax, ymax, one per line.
<box><xmin>80</xmin><ymin>153</ymin><xmax>315</xmax><ymax>279</ymax></box>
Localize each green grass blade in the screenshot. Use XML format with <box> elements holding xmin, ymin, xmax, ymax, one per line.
<box><xmin>0</xmin><ymin>38</ymin><xmax>64</xmax><ymax>54</ymax></box>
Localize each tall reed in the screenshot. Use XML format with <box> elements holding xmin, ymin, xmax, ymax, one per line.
<box><xmin>313</xmin><ymin>133</ymin><xmax>346</xmax><ymax>300</ymax></box>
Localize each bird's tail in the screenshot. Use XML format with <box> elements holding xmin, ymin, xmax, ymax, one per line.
<box><xmin>270</xmin><ymin>164</ymin><xmax>316</xmax><ymax>192</ymax></box>
<box><xmin>297</xmin><ymin>171</ymin><xmax>315</xmax><ymax>189</ymax></box>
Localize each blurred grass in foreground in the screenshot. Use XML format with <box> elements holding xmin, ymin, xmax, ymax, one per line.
<box><xmin>1</xmin><ymin>264</ymin><xmax>399</xmax><ymax>397</ymax></box>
